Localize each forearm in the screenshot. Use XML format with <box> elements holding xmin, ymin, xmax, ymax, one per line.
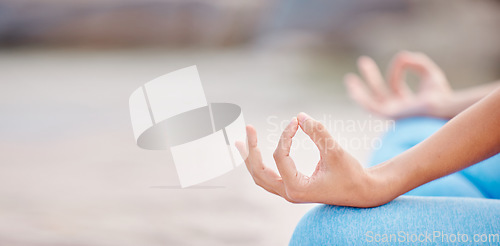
<box><xmin>369</xmin><ymin>87</ymin><xmax>500</xmax><ymax>203</ymax></box>
<box><xmin>432</xmin><ymin>81</ymin><xmax>500</xmax><ymax>118</ymax></box>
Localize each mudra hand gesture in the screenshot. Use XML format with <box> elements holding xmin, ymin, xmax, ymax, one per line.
<box><xmin>236</xmin><ymin>113</ymin><xmax>386</xmax><ymax>208</ymax></box>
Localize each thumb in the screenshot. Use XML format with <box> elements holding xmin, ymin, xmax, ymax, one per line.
<box><xmin>388</xmin><ymin>51</ymin><xmax>443</xmax><ymax>95</ymax></box>
<box><xmin>297</xmin><ymin>112</ymin><xmax>340</xmax><ymax>155</ymax></box>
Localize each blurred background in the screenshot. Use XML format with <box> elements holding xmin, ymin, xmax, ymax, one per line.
<box><xmin>1</xmin><ymin>0</ymin><xmax>499</xmax><ymax>245</ymax></box>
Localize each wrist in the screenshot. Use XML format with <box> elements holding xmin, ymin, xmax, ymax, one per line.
<box><xmin>425</xmin><ymin>92</ymin><xmax>456</xmax><ymax>119</ymax></box>
<box><xmin>363</xmin><ymin>160</ymin><xmax>407</xmax><ymax>207</ymax></box>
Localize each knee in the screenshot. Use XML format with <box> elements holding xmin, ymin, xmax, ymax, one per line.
<box><xmin>289</xmin><ymin>197</ymin><xmax>500</xmax><ymax>245</ymax></box>
<box><xmin>289</xmin><ymin>205</ymin><xmax>328</xmax><ymax>245</ymax></box>
<box><xmin>289</xmin><ymin>205</ymin><xmax>361</xmax><ymax>245</ymax></box>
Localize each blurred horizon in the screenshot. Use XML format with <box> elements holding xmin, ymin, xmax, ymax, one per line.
<box><xmin>2</xmin><ymin>0</ymin><xmax>499</xmax><ymax>85</ymax></box>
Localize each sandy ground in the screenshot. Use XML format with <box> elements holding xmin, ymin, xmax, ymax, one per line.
<box><xmin>0</xmin><ymin>48</ymin><xmax>391</xmax><ymax>245</ymax></box>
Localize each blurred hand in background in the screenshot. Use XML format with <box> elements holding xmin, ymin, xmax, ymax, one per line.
<box><xmin>345</xmin><ymin>51</ymin><xmax>500</xmax><ymax>119</ymax></box>
<box><xmin>344</xmin><ymin>51</ymin><xmax>453</xmax><ymax>119</ymax></box>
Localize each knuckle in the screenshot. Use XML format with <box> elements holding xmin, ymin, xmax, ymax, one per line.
<box><xmin>252</xmin><ymin>176</ymin><xmax>262</xmax><ymax>187</ymax></box>
<box><xmin>248</xmin><ymin>141</ymin><xmax>257</xmax><ymax>148</ymax></box>
<box><xmin>314</xmin><ymin>122</ymin><xmax>326</xmax><ymax>133</ymax></box>
<box><xmin>302</xmin><ymin>118</ymin><xmax>311</xmax><ymax>127</ymax></box>
<box><xmin>286</xmin><ymin>187</ymin><xmax>305</xmax><ymax>202</ymax></box>
<box><xmin>285</xmin><ymin>197</ymin><xmax>300</xmax><ymax>204</ymax></box>
<box><xmin>251</xmin><ymin>170</ymin><xmax>262</xmax><ymax>182</ymax></box>
<box><xmin>272</xmin><ymin>150</ymin><xmax>281</xmax><ymax>160</ymax></box>
<box><xmin>325</xmin><ymin>142</ymin><xmax>344</xmax><ymax>158</ymax></box>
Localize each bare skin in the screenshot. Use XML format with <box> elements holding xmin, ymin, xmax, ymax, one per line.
<box><xmin>236</xmin><ymin>52</ymin><xmax>500</xmax><ymax>208</ymax></box>
<box><xmin>344</xmin><ymin>51</ymin><xmax>500</xmax><ymax>119</ymax></box>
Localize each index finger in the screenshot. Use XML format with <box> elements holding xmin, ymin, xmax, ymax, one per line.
<box><xmin>387</xmin><ymin>51</ymin><xmax>441</xmax><ymax>95</ymax></box>
<box><xmin>358</xmin><ymin>56</ymin><xmax>389</xmax><ymax>99</ymax></box>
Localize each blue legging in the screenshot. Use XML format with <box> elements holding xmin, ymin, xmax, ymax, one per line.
<box><xmin>369</xmin><ymin>117</ymin><xmax>500</xmax><ymax>199</ymax></box>
<box><xmin>290</xmin><ymin>117</ymin><xmax>500</xmax><ymax>245</ymax></box>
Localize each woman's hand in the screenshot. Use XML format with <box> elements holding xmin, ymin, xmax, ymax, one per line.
<box><xmin>235</xmin><ymin>89</ymin><xmax>500</xmax><ymax>209</ymax></box>
<box><xmin>235</xmin><ymin>113</ymin><xmax>388</xmax><ymax>208</ymax></box>
<box><xmin>344</xmin><ymin>51</ymin><xmax>453</xmax><ymax>119</ymax></box>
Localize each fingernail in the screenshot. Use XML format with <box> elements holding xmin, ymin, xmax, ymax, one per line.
<box><xmin>289</xmin><ymin>117</ymin><xmax>297</xmax><ymax>126</ymax></box>
<box><xmin>297</xmin><ymin>112</ymin><xmax>310</xmax><ymax>125</ymax></box>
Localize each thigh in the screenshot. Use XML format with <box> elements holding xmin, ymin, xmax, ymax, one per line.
<box><xmin>460</xmin><ymin>153</ymin><xmax>500</xmax><ymax>199</ymax></box>
<box><xmin>369</xmin><ymin>117</ymin><xmax>447</xmax><ymax>166</ymax></box>
<box><xmin>290</xmin><ymin>196</ymin><xmax>500</xmax><ymax>245</ymax></box>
